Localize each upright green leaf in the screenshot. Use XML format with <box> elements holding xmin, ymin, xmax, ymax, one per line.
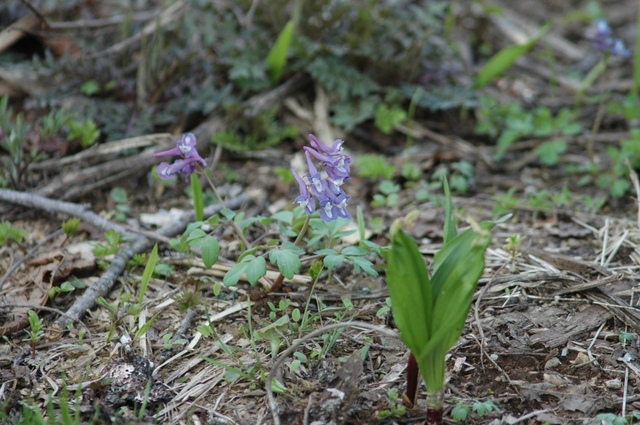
<box><xmin>443</xmin><ymin>177</ymin><xmax>457</xmax><ymax>244</ymax></box>
<box><xmin>474</xmin><ymin>23</ymin><xmax>550</xmax><ymax>88</ymax></box>
<box><xmin>139</xmin><ymin>244</ymin><xmax>158</xmax><ymax>304</ymax></box>
<box><xmin>191</xmin><ymin>174</ymin><xmax>204</xmax><ymax>222</ymax></box>
<box><xmin>387</xmin><ymin>228</ymin><xmax>432</xmax><ymax>356</ymax></box>
<box><xmin>266</xmin><ymin>20</ymin><xmax>295</xmax><ymax>83</ymax></box>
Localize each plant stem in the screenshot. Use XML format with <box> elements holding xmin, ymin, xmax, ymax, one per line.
<box><xmin>199</xmin><ymin>167</ymin><xmax>251</xmax><ymax>249</ymax></box>
<box><xmin>426</xmin><ymin>388</ymin><xmax>445</xmax><ymax>425</ymax></box>
<box><xmin>269</xmin><ymin>214</ymin><xmax>310</xmax><ymax>292</ymax></box>
<box><xmin>586</xmin><ymin>92</ymin><xmax>608</xmax><ymax>175</ymax></box>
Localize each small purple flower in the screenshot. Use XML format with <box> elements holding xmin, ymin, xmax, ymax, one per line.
<box><xmin>292</xmin><ymin>167</ymin><xmax>316</xmax><ymax>215</ymax></box>
<box><xmin>589</xmin><ymin>19</ymin><xmax>630</xmax><ymax>57</ymax></box>
<box><xmin>154</xmin><ymin>133</ymin><xmax>206</xmax><ymax>181</ymax></box>
<box><xmin>292</xmin><ymin>134</ymin><xmax>352</xmax><ymax>221</ymax></box>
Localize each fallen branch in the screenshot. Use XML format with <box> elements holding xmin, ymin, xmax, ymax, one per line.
<box><xmin>0</xmin><ymin>187</ymin><xmax>252</xmax><ymax>328</ymax></box>
<box><xmin>53</xmin><ymin>194</ymin><xmax>252</xmax><ymax>328</ymax></box>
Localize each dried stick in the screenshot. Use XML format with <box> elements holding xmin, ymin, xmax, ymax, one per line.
<box><xmin>0</xmin><ymin>187</ymin><xmax>252</xmax><ymax>327</ymax></box>
<box><xmin>0</xmin><ymin>189</ymin><xmax>135</xmax><ymax>236</ymax></box>
<box><xmin>53</xmin><ymin>194</ymin><xmax>251</xmax><ymax>327</ymax></box>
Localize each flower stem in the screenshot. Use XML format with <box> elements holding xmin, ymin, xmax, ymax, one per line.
<box><xmin>269</xmin><ymin>214</ymin><xmax>310</xmax><ymax>293</ymax></box>
<box><xmin>199</xmin><ymin>167</ymin><xmax>251</xmax><ymax>249</ymax></box>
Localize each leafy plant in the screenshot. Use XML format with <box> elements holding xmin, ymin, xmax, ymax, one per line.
<box><xmin>0</xmin><ymin>221</ymin><xmax>28</xmax><ymax>246</ymax></box>
<box><xmin>23</xmin><ymin>310</ymin><xmax>45</xmax><ymax>358</ymax></box>
<box><xmin>385</xmin><ymin>179</ymin><xmax>494</xmax><ymax>421</ymax></box>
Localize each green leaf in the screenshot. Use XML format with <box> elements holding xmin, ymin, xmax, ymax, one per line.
<box><xmin>417</xmin><ymin>222</ymin><xmax>493</xmax><ymax>389</ymax></box>
<box><xmin>451</xmin><ymin>404</ymin><xmax>470</xmax><ymax>422</ymax></box>
<box><xmin>223</xmin><ymin>261</ymin><xmax>248</xmax><ymax>287</ymax></box>
<box><xmin>201</xmin><ymin>235</ymin><xmax>220</xmax><ymax>268</ymax></box>
<box><xmin>244</xmin><ymin>255</ymin><xmax>267</xmax><ymax>286</ymax></box>
<box><xmin>134</xmin><ymin>310</ymin><xmax>162</xmax><ymax>340</ymax></box>
<box><xmin>139</xmin><ymin>244</ymin><xmax>158</xmax><ymax>304</ymax></box>
<box><xmin>269</xmin><ymin>244</ymin><xmax>301</xmax><ymax>279</ymax></box>
<box><xmin>474</xmin><ymin>23</ymin><xmax>550</xmax><ymax>88</ymax></box>
<box><xmin>536</xmin><ymin>139</ymin><xmax>567</xmax><ymax>165</ymax></box>
<box><xmin>191</xmin><ymin>174</ymin><xmax>204</xmax><ymax>222</ymax></box>
<box><xmin>386</xmin><ymin>229</ymin><xmax>432</xmax><ymax>357</ymax></box>
<box><xmin>442</xmin><ymin>177</ymin><xmax>457</xmax><ymax>244</ymax></box>
<box><xmin>323</xmin><ymin>254</ymin><xmax>344</xmax><ymax>270</ymax></box>
<box><xmin>266</xmin><ymin>20</ymin><xmax>295</xmax><ymax>83</ymax></box>
<box><xmin>375</xmin><ymin>104</ymin><xmax>407</xmax><ymax>134</ymax></box>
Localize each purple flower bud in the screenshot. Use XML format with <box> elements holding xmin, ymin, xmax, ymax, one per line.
<box><xmin>309</xmin><ymin>134</ymin><xmax>344</xmax><ymax>156</ymax></box>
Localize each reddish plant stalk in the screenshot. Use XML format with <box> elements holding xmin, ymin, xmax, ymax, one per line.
<box><xmin>404</xmin><ymin>351</ymin><xmax>419</xmax><ymax>407</ymax></box>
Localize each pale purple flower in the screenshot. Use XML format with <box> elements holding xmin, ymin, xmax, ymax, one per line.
<box><xmin>154</xmin><ymin>133</ymin><xmax>206</xmax><ymax>181</ymax></box>
<box><xmin>292</xmin><ymin>134</ymin><xmax>352</xmax><ymax>221</ymax></box>
<box><xmin>590</xmin><ymin>19</ymin><xmax>630</xmax><ymax>57</ymax></box>
<box><xmin>292</xmin><ymin>167</ymin><xmax>316</xmax><ymax>215</ymax></box>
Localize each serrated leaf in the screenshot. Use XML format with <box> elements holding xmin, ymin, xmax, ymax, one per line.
<box><xmin>323</xmin><ymin>254</ymin><xmax>344</xmax><ymax>270</ymax></box>
<box><xmin>269</xmin><ymin>247</ymin><xmax>301</xmax><ymax>279</ymax></box>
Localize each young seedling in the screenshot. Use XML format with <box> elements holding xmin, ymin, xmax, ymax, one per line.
<box><xmin>23</xmin><ymin>310</ymin><xmax>45</xmax><ymax>358</ymax></box>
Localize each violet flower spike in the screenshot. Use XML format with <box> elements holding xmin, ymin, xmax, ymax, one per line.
<box><xmin>291</xmin><ymin>134</ymin><xmax>351</xmax><ymax>222</ymax></box>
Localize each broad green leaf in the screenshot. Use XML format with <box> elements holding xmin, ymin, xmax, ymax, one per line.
<box><xmin>323</xmin><ymin>254</ymin><xmax>344</xmax><ymax>270</ymax></box>
<box><xmin>386</xmin><ymin>229</ymin><xmax>432</xmax><ymax>356</ymax></box>
<box><xmin>416</xmin><ymin>223</ymin><xmax>493</xmax><ymax>370</ymax></box>
<box><xmin>474</xmin><ymin>23</ymin><xmax>550</xmax><ymax>88</ymax></box>
<box><xmin>186</xmin><ymin>228</ymin><xmax>207</xmax><ymax>244</ymax></box>
<box><xmin>223</xmin><ymin>261</ymin><xmax>248</xmax><ymax>287</ymax></box>
<box><xmin>201</xmin><ymin>235</ymin><xmax>220</xmax><ymax>268</ymax></box>
<box><xmin>266</xmin><ymin>20</ymin><xmax>295</xmax><ymax>83</ymax></box>
<box><xmin>245</xmin><ymin>256</ymin><xmax>267</xmax><ymax>286</ymax></box>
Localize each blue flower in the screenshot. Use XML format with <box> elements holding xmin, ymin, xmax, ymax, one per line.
<box><xmin>292</xmin><ymin>134</ymin><xmax>352</xmax><ymax>221</ymax></box>
<box><xmin>154</xmin><ymin>133</ymin><xmax>206</xmax><ymax>181</ymax></box>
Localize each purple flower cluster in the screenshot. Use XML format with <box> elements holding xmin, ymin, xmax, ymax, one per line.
<box><xmin>153</xmin><ymin>133</ymin><xmax>207</xmax><ymax>182</ymax></box>
<box><xmin>292</xmin><ymin>134</ymin><xmax>352</xmax><ymax>222</ymax></box>
<box><xmin>590</xmin><ymin>19</ymin><xmax>630</xmax><ymax>57</ymax></box>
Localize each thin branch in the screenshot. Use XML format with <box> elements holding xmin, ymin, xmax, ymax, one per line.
<box><xmin>0</xmin><ymin>303</ymin><xmax>91</xmax><ymax>337</ymax></box>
